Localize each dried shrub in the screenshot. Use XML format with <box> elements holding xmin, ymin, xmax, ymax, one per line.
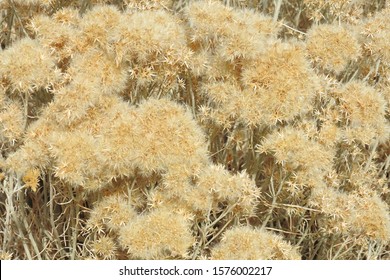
<box><xmin>0</xmin><ymin>0</ymin><xmax>389</xmax><ymax>261</ymax></box>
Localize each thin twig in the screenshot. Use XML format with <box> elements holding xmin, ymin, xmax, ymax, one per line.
<box><xmin>281</xmin><ymin>23</ymin><xmax>306</xmax><ymax>35</ymax></box>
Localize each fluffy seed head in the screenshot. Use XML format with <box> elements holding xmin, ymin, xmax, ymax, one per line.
<box><xmin>88</xmin><ymin>194</ymin><xmax>138</xmax><ymax>232</ymax></box>
<box><xmin>91</xmin><ymin>236</ymin><xmax>117</xmax><ymax>260</ymax></box>
<box><xmin>29</xmin><ymin>13</ymin><xmax>79</xmax><ymax>62</ymax></box>
<box><xmin>210</xmin><ymin>226</ymin><xmax>301</xmax><ymax>260</ymax></box>
<box><xmin>119</xmin><ymin>207</ymin><xmax>194</xmax><ymax>259</ymax></box>
<box><xmin>362</xmin><ymin>7</ymin><xmax>390</xmax><ymax>64</ymax></box>
<box><xmin>130</xmin><ymin>98</ymin><xmax>209</xmax><ymax>175</ymax></box>
<box><xmin>257</xmin><ymin>126</ymin><xmax>334</xmax><ymax>187</ymax></box>
<box><xmin>310</xmin><ymin>186</ymin><xmax>390</xmax><ymax>241</ymax></box>
<box><xmin>48</xmin><ymin>131</ymin><xmax>105</xmax><ymax>186</ymax></box>
<box><xmin>306</xmin><ymin>24</ymin><xmax>360</xmax><ymax>74</ymax></box>
<box><xmin>0</xmin><ymin>101</ymin><xmax>25</xmax><ymax>144</ymax></box>
<box><xmin>335</xmin><ymin>81</ymin><xmax>390</xmax><ymax>144</ymax></box>
<box><xmin>241</xmin><ymin>41</ymin><xmax>319</xmax><ymax>125</ymax></box>
<box><xmin>0</xmin><ymin>38</ymin><xmax>60</xmax><ymax>93</ymax></box>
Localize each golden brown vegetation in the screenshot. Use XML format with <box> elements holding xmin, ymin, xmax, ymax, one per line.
<box><xmin>0</xmin><ymin>0</ymin><xmax>389</xmax><ymax>260</ymax></box>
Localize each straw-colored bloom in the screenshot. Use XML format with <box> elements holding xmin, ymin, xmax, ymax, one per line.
<box><xmin>91</xmin><ymin>236</ymin><xmax>117</xmax><ymax>260</ymax></box>
<box><xmin>335</xmin><ymin>81</ymin><xmax>389</xmax><ymax>144</ymax></box>
<box><xmin>362</xmin><ymin>7</ymin><xmax>390</xmax><ymax>64</ymax></box>
<box><xmin>0</xmin><ymin>101</ymin><xmax>24</xmax><ymax>144</ymax></box>
<box><xmin>211</xmin><ymin>226</ymin><xmax>301</xmax><ymax>260</ymax></box>
<box><xmin>0</xmin><ymin>38</ymin><xmax>60</xmax><ymax>93</ymax></box>
<box><xmin>241</xmin><ymin>41</ymin><xmax>319</xmax><ymax>125</ymax></box>
<box><xmin>306</xmin><ymin>24</ymin><xmax>360</xmax><ymax>73</ymax></box>
<box><xmin>119</xmin><ymin>207</ymin><xmax>194</xmax><ymax>259</ymax></box>
<box><xmin>310</xmin><ymin>186</ymin><xmax>390</xmax><ymax>241</ymax></box>
<box><xmin>257</xmin><ymin>126</ymin><xmax>334</xmax><ymax>187</ymax></box>
<box><xmin>88</xmin><ymin>194</ymin><xmax>138</xmax><ymax>232</ymax></box>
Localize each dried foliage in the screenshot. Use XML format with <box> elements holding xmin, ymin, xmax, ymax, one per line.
<box><xmin>0</xmin><ymin>0</ymin><xmax>389</xmax><ymax>260</ymax></box>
